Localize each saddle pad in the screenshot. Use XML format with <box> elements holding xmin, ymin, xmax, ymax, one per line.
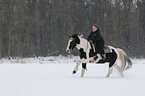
<box><xmin>104</xmin><ymin>45</ymin><xmax>112</xmax><ymax>53</ymax></box>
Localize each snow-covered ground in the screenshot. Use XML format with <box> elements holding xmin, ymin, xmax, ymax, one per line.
<box><xmin>0</xmin><ymin>56</ymin><xmax>145</xmax><ymax>96</ymax></box>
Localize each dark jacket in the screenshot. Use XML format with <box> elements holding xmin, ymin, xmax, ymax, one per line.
<box><xmin>87</xmin><ymin>29</ymin><xmax>104</xmax><ymax>43</ymax></box>
<box><xmin>88</xmin><ymin>29</ymin><xmax>105</xmax><ymax>54</ymax></box>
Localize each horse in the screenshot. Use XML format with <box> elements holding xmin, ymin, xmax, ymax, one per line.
<box><xmin>66</xmin><ymin>34</ymin><xmax>132</xmax><ymax>78</ymax></box>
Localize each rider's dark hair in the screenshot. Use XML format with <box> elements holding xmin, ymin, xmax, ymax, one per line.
<box><xmin>93</xmin><ymin>24</ymin><xmax>100</xmax><ymax>30</ymax></box>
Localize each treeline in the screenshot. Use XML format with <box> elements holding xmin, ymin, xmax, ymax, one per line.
<box><xmin>0</xmin><ymin>0</ymin><xmax>144</xmax><ymax>58</ymax></box>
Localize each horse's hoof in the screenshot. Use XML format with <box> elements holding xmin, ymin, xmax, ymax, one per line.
<box><xmin>72</xmin><ymin>70</ymin><xmax>76</xmax><ymax>74</ymax></box>
<box><xmin>105</xmin><ymin>75</ymin><xmax>109</xmax><ymax>78</ymax></box>
<box><xmin>121</xmin><ymin>74</ymin><xmax>124</xmax><ymax>77</ymax></box>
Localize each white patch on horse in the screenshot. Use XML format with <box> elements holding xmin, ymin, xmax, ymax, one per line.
<box><xmin>76</xmin><ymin>37</ymin><xmax>91</xmax><ymax>58</ymax></box>
<box><xmin>66</xmin><ymin>39</ymin><xmax>72</xmax><ymax>53</ymax></box>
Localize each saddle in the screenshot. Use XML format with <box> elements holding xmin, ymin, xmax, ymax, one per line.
<box><xmin>90</xmin><ymin>42</ymin><xmax>112</xmax><ymax>53</ymax></box>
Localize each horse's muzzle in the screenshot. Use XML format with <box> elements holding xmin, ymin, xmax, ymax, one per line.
<box><xmin>66</xmin><ymin>49</ymin><xmax>71</xmax><ymax>53</ymax></box>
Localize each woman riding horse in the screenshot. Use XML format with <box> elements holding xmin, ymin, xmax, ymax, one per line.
<box><xmin>66</xmin><ymin>34</ymin><xmax>132</xmax><ymax>77</ymax></box>
<box><xmin>88</xmin><ymin>24</ymin><xmax>105</xmax><ymax>60</ymax></box>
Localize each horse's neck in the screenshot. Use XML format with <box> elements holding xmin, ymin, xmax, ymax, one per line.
<box><xmin>76</xmin><ymin>38</ymin><xmax>90</xmax><ymax>51</ymax></box>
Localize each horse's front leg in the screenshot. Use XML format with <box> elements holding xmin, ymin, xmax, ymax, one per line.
<box><xmin>81</xmin><ymin>63</ymin><xmax>87</xmax><ymax>77</ymax></box>
<box><xmin>72</xmin><ymin>60</ymin><xmax>82</xmax><ymax>74</ymax></box>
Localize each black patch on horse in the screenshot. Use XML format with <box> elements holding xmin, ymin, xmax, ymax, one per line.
<box><xmin>96</xmin><ymin>49</ymin><xmax>117</xmax><ymax>68</ymax></box>
<box><xmin>69</xmin><ymin>40</ymin><xmax>77</xmax><ymax>50</ymax></box>
<box><xmin>71</xmin><ymin>34</ymin><xmax>80</xmax><ymax>44</ymax></box>
<box><xmin>82</xmin><ymin>63</ymin><xmax>87</xmax><ymax>69</ymax></box>
<box><xmin>79</xmin><ymin>48</ymin><xmax>87</xmax><ymax>59</ymax></box>
<box><xmin>105</xmin><ymin>49</ymin><xmax>117</xmax><ymax>67</ymax></box>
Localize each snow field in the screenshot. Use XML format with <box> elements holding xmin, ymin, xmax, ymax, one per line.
<box><xmin>0</xmin><ymin>56</ymin><xmax>145</xmax><ymax>96</ymax></box>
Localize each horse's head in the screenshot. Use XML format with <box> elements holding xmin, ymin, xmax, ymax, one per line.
<box><xmin>66</xmin><ymin>34</ymin><xmax>80</xmax><ymax>53</ymax></box>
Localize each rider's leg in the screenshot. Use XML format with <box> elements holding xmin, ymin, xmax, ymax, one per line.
<box><xmin>91</xmin><ymin>42</ymin><xmax>105</xmax><ymax>63</ymax></box>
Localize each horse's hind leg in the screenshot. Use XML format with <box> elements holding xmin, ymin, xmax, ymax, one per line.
<box><xmin>114</xmin><ymin>64</ymin><xmax>124</xmax><ymax>77</ymax></box>
<box><xmin>106</xmin><ymin>67</ymin><xmax>113</xmax><ymax>78</ymax></box>
<box><xmin>119</xmin><ymin>51</ymin><xmax>125</xmax><ymax>71</ymax></box>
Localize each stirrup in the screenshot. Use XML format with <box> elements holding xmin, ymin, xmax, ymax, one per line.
<box><xmin>90</xmin><ymin>59</ymin><xmax>96</xmax><ymax>63</ymax></box>
<box><xmin>90</xmin><ymin>56</ymin><xmax>98</xmax><ymax>63</ymax></box>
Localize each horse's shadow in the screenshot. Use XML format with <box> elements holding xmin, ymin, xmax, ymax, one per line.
<box><xmin>83</xmin><ymin>76</ymin><xmax>123</xmax><ymax>79</ymax></box>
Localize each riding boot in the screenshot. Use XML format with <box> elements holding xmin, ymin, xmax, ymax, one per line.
<box><xmin>94</xmin><ymin>53</ymin><xmax>105</xmax><ymax>60</ymax></box>
<box><xmin>90</xmin><ymin>53</ymin><xmax>105</xmax><ymax>63</ymax></box>
<box><xmin>90</xmin><ymin>53</ymin><xmax>99</xmax><ymax>63</ymax></box>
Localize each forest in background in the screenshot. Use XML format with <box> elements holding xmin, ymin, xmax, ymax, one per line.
<box><xmin>0</xmin><ymin>0</ymin><xmax>145</xmax><ymax>58</ymax></box>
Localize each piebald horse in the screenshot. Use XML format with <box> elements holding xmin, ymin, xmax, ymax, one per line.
<box><xmin>66</xmin><ymin>34</ymin><xmax>132</xmax><ymax>78</ymax></box>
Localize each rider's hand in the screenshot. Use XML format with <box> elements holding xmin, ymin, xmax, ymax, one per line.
<box><xmin>89</xmin><ymin>40</ymin><xmax>93</xmax><ymax>43</ymax></box>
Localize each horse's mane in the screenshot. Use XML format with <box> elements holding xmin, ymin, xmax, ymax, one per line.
<box><xmin>70</xmin><ymin>33</ymin><xmax>81</xmax><ymax>44</ymax></box>
<box><xmin>70</xmin><ymin>33</ymin><xmax>83</xmax><ymax>39</ymax></box>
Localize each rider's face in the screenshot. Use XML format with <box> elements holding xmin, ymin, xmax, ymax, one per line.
<box><xmin>92</xmin><ymin>26</ymin><xmax>97</xmax><ymax>32</ymax></box>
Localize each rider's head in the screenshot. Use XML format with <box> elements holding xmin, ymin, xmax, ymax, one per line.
<box><xmin>92</xmin><ymin>24</ymin><xmax>100</xmax><ymax>32</ymax></box>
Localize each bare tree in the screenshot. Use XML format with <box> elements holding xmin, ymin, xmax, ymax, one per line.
<box><xmin>0</xmin><ymin>0</ymin><xmax>144</xmax><ymax>58</ymax></box>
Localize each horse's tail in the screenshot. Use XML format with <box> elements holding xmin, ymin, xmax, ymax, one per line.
<box><xmin>117</xmin><ymin>48</ymin><xmax>132</xmax><ymax>71</ymax></box>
